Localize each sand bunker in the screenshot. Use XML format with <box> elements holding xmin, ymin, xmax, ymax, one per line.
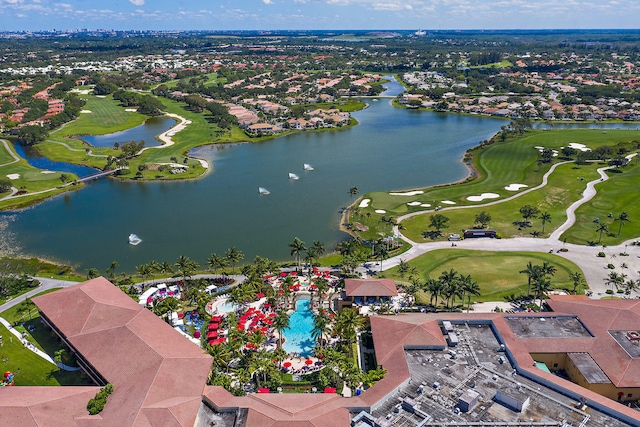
<box><xmin>80</xmin><ymin>110</ymin><xmax>92</xmax><ymax>113</ymax></box>
<box><xmin>421</xmin><ymin>203</ymin><xmax>431</xmax><ymax>207</ymax></box>
<box><xmin>6</xmin><ymin>174</ymin><xmax>19</xmax><ymax>180</ymax></box>
<box><xmin>389</xmin><ymin>190</ymin><xmax>424</xmax><ymax>196</ymax></box>
<box><xmin>125</xmin><ymin>108</ymin><xmax>137</xmax><ymax>112</ymax></box>
<box><xmin>441</xmin><ymin>200</ymin><xmax>456</xmax><ymax>205</ymax></box>
<box><xmin>407</xmin><ymin>201</ymin><xmax>422</xmax><ymax>206</ymax></box>
<box><xmin>41</xmin><ymin>171</ymin><xmax>55</xmax><ymax>174</ymax></box>
<box><xmin>375</xmin><ymin>209</ymin><xmax>386</xmax><ymax>214</ymax></box>
<box><xmin>359</xmin><ymin>199</ymin><xmax>371</xmax><ymax>208</ymax></box>
<box><xmin>568</xmin><ymin>142</ymin><xmax>591</xmax><ymax>152</ymax></box>
<box><xmin>505</xmin><ymin>183</ymin><xmax>528</xmax><ymax>191</ymax></box>
<box><xmin>467</xmin><ymin>193</ymin><xmax>500</xmax><ymax>202</ymax></box>
<box><xmin>535</xmin><ymin>146</ymin><xmax>558</xmax><ymax>157</ymax></box>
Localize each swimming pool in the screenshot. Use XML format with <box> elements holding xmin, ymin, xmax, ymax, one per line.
<box><xmin>214</xmin><ymin>299</ymin><xmax>237</xmax><ymax>314</ymax></box>
<box><xmin>283</xmin><ymin>297</ymin><xmax>315</xmax><ymax>357</ymax></box>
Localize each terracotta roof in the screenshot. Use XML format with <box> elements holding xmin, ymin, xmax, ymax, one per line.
<box><xmin>0</xmin><ymin>277</ymin><xmax>212</xmax><ymax>427</ymax></box>
<box><xmin>344</xmin><ymin>279</ymin><xmax>398</xmax><ymax>297</ymax></box>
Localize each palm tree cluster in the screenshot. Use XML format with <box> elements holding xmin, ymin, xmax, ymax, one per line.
<box><xmin>595</xmin><ymin>212</ymin><xmax>630</xmax><ymax>244</ymax></box>
<box><xmin>518</xmin><ymin>261</ymin><xmax>557</xmax><ymax>308</ymax></box>
<box><xmin>288</xmin><ymin>237</ymin><xmax>326</xmax><ymax>272</ymax></box>
<box><xmin>402</xmin><ymin>267</ymin><xmax>480</xmax><ymax>312</ymax></box>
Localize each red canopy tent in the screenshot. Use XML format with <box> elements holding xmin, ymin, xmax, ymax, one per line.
<box><xmin>324</xmin><ymin>387</ymin><xmax>337</xmax><ymax>394</ymax></box>
<box><xmin>257</xmin><ymin>388</ymin><xmax>270</xmax><ymax>393</ymax></box>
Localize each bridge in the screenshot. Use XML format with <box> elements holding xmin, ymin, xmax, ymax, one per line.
<box><xmin>75</xmin><ymin>168</ymin><xmax>123</xmax><ymax>183</ymax></box>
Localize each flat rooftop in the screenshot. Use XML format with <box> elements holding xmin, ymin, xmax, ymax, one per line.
<box><xmin>610</xmin><ymin>330</ymin><xmax>640</xmax><ymax>358</ymax></box>
<box><xmin>567</xmin><ymin>352</ymin><xmax>611</xmax><ymax>384</ymax></box>
<box><xmin>367</xmin><ymin>323</ymin><xmax>629</xmax><ymax>427</ymax></box>
<box><xmin>505</xmin><ymin>316</ymin><xmax>593</xmax><ymax>339</ymax></box>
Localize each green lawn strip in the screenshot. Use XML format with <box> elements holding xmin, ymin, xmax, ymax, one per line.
<box><xmin>53</xmin><ymin>94</ymin><xmax>147</xmax><ymax>137</ymax></box>
<box><xmin>401</xmin><ymin>162</ymin><xmax>602</xmax><ymax>241</ymax></box>
<box><xmin>0</xmin><ymin>155</ymin><xmax>76</xmax><ymax>195</ymax></box>
<box><xmin>562</xmin><ymin>160</ymin><xmax>640</xmax><ymax>245</ymax></box>
<box><xmin>0</xmin><ymin>141</ymin><xmax>17</xmax><ymax>165</ymax></box>
<box><xmin>382</xmin><ymin>249</ymin><xmax>586</xmax><ymax>304</ymax></box>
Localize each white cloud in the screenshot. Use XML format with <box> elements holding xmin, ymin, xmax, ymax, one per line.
<box><xmin>129</xmin><ymin>0</ymin><xmax>145</xmax><ymax>6</ymax></box>
<box><xmin>263</xmin><ymin>0</ymin><xmax>274</xmax><ymax>4</ymax></box>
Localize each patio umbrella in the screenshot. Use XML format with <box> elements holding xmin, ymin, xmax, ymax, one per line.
<box><xmin>305</xmin><ymin>359</ymin><xmax>313</xmax><ymax>365</ymax></box>
<box><xmin>283</xmin><ymin>362</ymin><xmax>292</xmax><ymax>368</ymax></box>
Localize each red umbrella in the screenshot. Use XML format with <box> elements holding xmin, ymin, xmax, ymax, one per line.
<box><xmin>291</xmin><ymin>271</ymin><xmax>297</xmax><ymax>276</ymax></box>
<box><xmin>208</xmin><ymin>323</ymin><xmax>219</xmax><ymax>330</ymax></box>
<box><xmin>207</xmin><ymin>331</ymin><xmax>218</xmax><ymax>338</ymax></box>
<box><xmin>280</xmin><ymin>272</ymin><xmax>288</xmax><ymax>277</ymax></box>
<box><xmin>305</xmin><ymin>359</ymin><xmax>313</xmax><ymax>365</ymax></box>
<box><xmin>193</xmin><ymin>331</ymin><xmax>201</xmax><ymax>338</ymax></box>
<box><xmin>256</xmin><ymin>293</ymin><xmax>265</xmax><ymax>298</ymax></box>
<box><xmin>283</xmin><ymin>362</ymin><xmax>292</xmax><ymax>368</ymax></box>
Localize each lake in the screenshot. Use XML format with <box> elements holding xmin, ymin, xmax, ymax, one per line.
<box><xmin>0</xmin><ymin>81</ymin><xmax>503</xmax><ymax>272</ymax></box>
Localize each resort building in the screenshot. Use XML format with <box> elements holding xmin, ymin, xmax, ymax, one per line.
<box><xmin>338</xmin><ymin>278</ymin><xmax>399</xmax><ymax>310</ymax></box>
<box><xmin>2</xmin><ymin>278</ymin><xmax>640</xmax><ymax>426</ymax></box>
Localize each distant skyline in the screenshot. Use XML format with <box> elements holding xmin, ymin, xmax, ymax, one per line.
<box><xmin>0</xmin><ymin>0</ymin><xmax>638</xmax><ymax>32</ymax></box>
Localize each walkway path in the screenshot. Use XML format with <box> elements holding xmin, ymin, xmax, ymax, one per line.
<box><xmin>0</xmin><ymin>139</ymin><xmax>20</xmax><ymax>167</ymax></box>
<box><xmin>380</xmin><ymin>160</ymin><xmax>640</xmax><ymax>299</ymax></box>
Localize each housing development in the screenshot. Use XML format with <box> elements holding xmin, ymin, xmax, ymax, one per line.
<box><xmin>1</xmin><ymin>29</ymin><xmax>640</xmax><ymax>427</ymax></box>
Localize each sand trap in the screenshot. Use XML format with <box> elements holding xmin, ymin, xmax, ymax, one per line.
<box><xmin>197</xmin><ymin>159</ymin><xmax>209</xmax><ymax>169</ymax></box>
<box><xmin>41</xmin><ymin>171</ymin><xmax>56</xmax><ymax>174</ymax></box>
<box><xmin>389</xmin><ymin>190</ymin><xmax>424</xmax><ymax>196</ymax></box>
<box><xmin>71</xmin><ymin>89</ymin><xmax>91</xmax><ymax>95</ymax></box>
<box><xmin>441</xmin><ymin>200</ymin><xmax>456</xmax><ymax>205</ymax></box>
<box><xmin>467</xmin><ymin>193</ymin><xmax>500</xmax><ymax>202</ymax></box>
<box><xmin>95</xmin><ymin>95</ymin><xmax>106</xmax><ymax>98</ymax></box>
<box><xmin>359</xmin><ymin>199</ymin><xmax>371</xmax><ymax>208</ymax></box>
<box><xmin>407</xmin><ymin>201</ymin><xmax>422</xmax><ymax>206</ymax></box>
<box><xmin>568</xmin><ymin>142</ymin><xmax>591</xmax><ymax>152</ymax></box>
<box><xmin>421</xmin><ymin>203</ymin><xmax>432</xmax><ymax>207</ymax></box>
<box><xmin>375</xmin><ymin>209</ymin><xmax>386</xmax><ymax>214</ymax></box>
<box><xmin>125</xmin><ymin>108</ymin><xmax>137</xmax><ymax>112</ymax></box>
<box><xmin>6</xmin><ymin>174</ymin><xmax>20</xmax><ymax>180</ymax></box>
<box><xmin>80</xmin><ymin>110</ymin><xmax>92</xmax><ymax>113</ymax></box>
<box><xmin>505</xmin><ymin>183</ymin><xmax>528</xmax><ymax>191</ymax></box>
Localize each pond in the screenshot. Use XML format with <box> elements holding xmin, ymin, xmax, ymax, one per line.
<box><xmin>80</xmin><ymin>116</ymin><xmax>176</xmax><ymax>148</ymax></box>
<box><xmin>12</xmin><ymin>143</ymin><xmax>98</xmax><ymax>178</ymax></box>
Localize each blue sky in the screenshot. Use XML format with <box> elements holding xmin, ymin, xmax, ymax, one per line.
<box><xmin>0</xmin><ymin>0</ymin><xmax>637</xmax><ymax>32</ymax></box>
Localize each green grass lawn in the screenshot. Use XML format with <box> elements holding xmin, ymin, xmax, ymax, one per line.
<box><xmin>53</xmin><ymin>94</ymin><xmax>147</xmax><ymax>137</ymax></box>
<box><xmin>0</xmin><ymin>141</ymin><xmax>18</xmax><ymax>165</ymax></box>
<box><xmin>383</xmin><ymin>249</ymin><xmax>586</xmax><ymax>304</ymax></box>
<box><xmin>401</xmin><ymin>162</ymin><xmax>602</xmax><ymax>242</ymax></box>
<box><xmin>0</xmin><ymin>290</ymin><xmax>92</xmax><ymax>386</ymax></box>
<box><xmin>562</xmin><ymin>159</ymin><xmax>640</xmax><ymax>245</ymax></box>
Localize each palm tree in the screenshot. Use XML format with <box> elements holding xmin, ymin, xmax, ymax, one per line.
<box><xmin>460</xmin><ymin>274</ymin><xmax>481</xmax><ymax>313</ymax></box>
<box><xmin>604</xmin><ymin>271</ymin><xmax>623</xmax><ymax>292</ymax></box>
<box><xmin>273</xmin><ymin>310</ymin><xmax>290</xmax><ymax>349</ymax></box>
<box><xmin>540</xmin><ymin>212</ymin><xmax>551</xmax><ymax>233</ymax></box>
<box><xmin>349</xmin><ymin>186</ymin><xmax>359</xmax><ymax>198</ymax></box>
<box><xmin>424</xmin><ymin>278</ymin><xmax>443</xmax><ymax>307</ymax></box>
<box><xmin>335</xmin><ymin>308</ymin><xmax>363</xmax><ymax>358</ymax></box>
<box><xmin>540</xmin><ymin>261</ymin><xmax>557</xmax><ymax>279</ymax></box>
<box><xmin>174</xmin><ymin>255</ymin><xmax>198</xmax><ymax>287</ymax></box>
<box><xmin>596</xmin><ymin>222</ymin><xmax>609</xmax><ymax>244</ymax></box>
<box><xmin>309</xmin><ymin>240</ymin><xmax>325</xmax><ymax>266</ymax></box>
<box><xmin>288</xmin><ymin>237</ymin><xmax>306</xmax><ymax>272</ymax></box>
<box><xmin>519</xmin><ymin>262</ymin><xmax>539</xmax><ymax>297</ymax></box>
<box><xmin>569</xmin><ymin>271</ymin><xmax>584</xmax><ymax>294</ymax></box>
<box><xmin>158</xmin><ymin>261</ymin><xmax>174</xmax><ymax>278</ymax></box>
<box><xmin>136</xmin><ymin>263</ymin><xmax>153</xmax><ymax>284</ymax></box>
<box><xmin>225</xmin><ymin>246</ymin><xmax>244</xmax><ymax>275</ymax></box>
<box><xmin>532</xmin><ymin>276</ymin><xmax>551</xmax><ymax>309</ymax></box>
<box><xmin>207</xmin><ymin>253</ymin><xmax>229</xmax><ymax>274</ymax></box>
<box><xmin>107</xmin><ymin>261</ymin><xmax>118</xmax><ymax>280</ymax></box>
<box><xmin>86</xmin><ymin>268</ymin><xmax>100</xmax><ymax>279</ymax></box>
<box><xmin>397</xmin><ymin>259</ymin><xmax>410</xmax><ymax>282</ymax></box>
<box><xmin>312</xmin><ymin>310</ymin><xmax>330</xmax><ymax>348</ymax></box>
<box><xmin>438</xmin><ymin>268</ymin><xmax>460</xmax><ymax>308</ymax></box>
<box><xmin>374</xmin><ymin>244</ymin><xmax>389</xmax><ymax>271</ymax></box>
<box><xmin>615</xmin><ymin>212</ymin><xmax>630</xmax><ymax>236</ymax></box>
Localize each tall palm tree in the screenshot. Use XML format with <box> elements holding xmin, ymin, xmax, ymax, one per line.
<box><xmin>424</xmin><ymin>278</ymin><xmax>442</xmax><ymax>307</ymax></box>
<box><xmin>532</xmin><ymin>276</ymin><xmax>551</xmax><ymax>309</ymax></box>
<box><xmin>288</xmin><ymin>237</ymin><xmax>306</xmax><ymax>272</ymax></box>
<box><xmin>596</xmin><ymin>222</ymin><xmax>609</xmax><ymax>244</ymax></box>
<box><xmin>335</xmin><ymin>308</ymin><xmax>363</xmax><ymax>358</ymax></box>
<box><xmin>438</xmin><ymin>268</ymin><xmax>460</xmax><ymax>308</ymax></box>
<box><xmin>87</xmin><ymin>268</ymin><xmax>100</xmax><ymax>279</ymax></box>
<box><xmin>349</xmin><ymin>186</ymin><xmax>359</xmax><ymax>198</ymax></box>
<box><xmin>273</xmin><ymin>310</ymin><xmax>290</xmax><ymax>349</ymax></box>
<box><xmin>615</xmin><ymin>212</ymin><xmax>630</xmax><ymax>236</ymax></box>
<box><xmin>569</xmin><ymin>271</ymin><xmax>584</xmax><ymax>294</ymax></box>
<box><xmin>397</xmin><ymin>259</ymin><xmax>410</xmax><ymax>282</ymax></box>
<box><xmin>312</xmin><ymin>310</ymin><xmax>331</xmax><ymax>348</ymax></box>
<box><xmin>540</xmin><ymin>212</ymin><xmax>551</xmax><ymax>233</ymax></box>
<box><xmin>374</xmin><ymin>244</ymin><xmax>389</xmax><ymax>271</ymax></box>
<box><xmin>225</xmin><ymin>246</ymin><xmax>244</xmax><ymax>275</ymax></box>
<box><xmin>460</xmin><ymin>274</ymin><xmax>481</xmax><ymax>313</ymax></box>
<box><xmin>174</xmin><ymin>255</ymin><xmax>198</xmax><ymax>287</ymax></box>
<box><xmin>136</xmin><ymin>263</ymin><xmax>153</xmax><ymax>284</ymax></box>
<box><xmin>207</xmin><ymin>253</ymin><xmax>229</xmax><ymax>274</ymax></box>
<box><xmin>310</xmin><ymin>240</ymin><xmax>325</xmax><ymax>265</ymax></box>
<box><xmin>519</xmin><ymin>262</ymin><xmax>541</xmax><ymax>297</ymax></box>
<box><xmin>158</xmin><ymin>261</ymin><xmax>174</xmax><ymax>277</ymax></box>
<box><xmin>107</xmin><ymin>261</ymin><xmax>118</xmax><ymax>280</ymax></box>
<box><xmin>540</xmin><ymin>261</ymin><xmax>557</xmax><ymax>279</ymax></box>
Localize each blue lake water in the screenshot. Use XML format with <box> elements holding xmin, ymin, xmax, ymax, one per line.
<box><xmin>0</xmin><ymin>79</ymin><xmax>504</xmax><ymax>271</ymax></box>
<box><xmin>283</xmin><ymin>298</ymin><xmax>315</xmax><ymax>357</ymax></box>
<box><xmin>12</xmin><ymin>143</ymin><xmax>98</xmax><ymax>178</ymax></box>
<box><xmin>80</xmin><ymin>116</ymin><xmax>176</xmax><ymax>148</ymax></box>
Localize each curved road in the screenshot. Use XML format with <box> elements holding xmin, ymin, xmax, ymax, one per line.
<box><xmin>383</xmin><ymin>161</ymin><xmax>640</xmax><ymax>299</ymax></box>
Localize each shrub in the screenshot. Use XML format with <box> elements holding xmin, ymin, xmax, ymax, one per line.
<box><xmin>87</xmin><ymin>384</ymin><xmax>114</xmax><ymax>415</ymax></box>
<box><xmin>596</xmin><ymin>252</ymin><xmax>605</xmax><ymax>257</ymax></box>
<box><xmin>605</xmin><ymin>289</ymin><xmax>614</xmax><ymax>295</ymax></box>
<box><xmin>607</xmin><ymin>264</ymin><xmax>615</xmax><ymax>269</ymax></box>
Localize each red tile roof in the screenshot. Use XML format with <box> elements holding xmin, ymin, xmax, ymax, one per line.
<box><xmin>0</xmin><ymin>277</ymin><xmax>212</xmax><ymax>427</ymax></box>
<box><xmin>344</xmin><ymin>278</ymin><xmax>398</xmax><ymax>297</ymax></box>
